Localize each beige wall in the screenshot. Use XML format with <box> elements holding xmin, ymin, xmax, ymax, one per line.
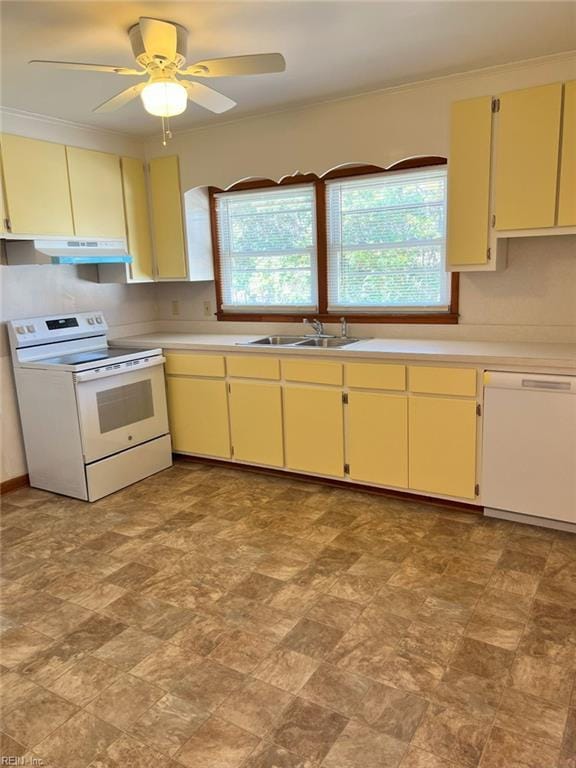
<box><xmin>145</xmin><ymin>51</ymin><xmax>576</xmax><ymax>188</ymax></box>
<box><xmin>148</xmin><ymin>52</ymin><xmax>576</xmax><ymax>344</ymax></box>
<box><xmin>154</xmin><ymin>234</ymin><xmax>576</xmax><ymax>343</ymax></box>
<box><xmin>2</xmin><ymin>53</ymin><xmax>575</xmax><ymax>482</ymax></box>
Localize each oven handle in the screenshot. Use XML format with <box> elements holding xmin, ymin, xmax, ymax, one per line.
<box><xmin>74</xmin><ymin>355</ymin><xmax>166</xmax><ymax>383</ymax></box>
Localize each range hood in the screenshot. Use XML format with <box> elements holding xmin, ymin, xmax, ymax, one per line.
<box><xmin>4</xmin><ymin>239</ymin><xmax>133</xmax><ymax>266</ymax></box>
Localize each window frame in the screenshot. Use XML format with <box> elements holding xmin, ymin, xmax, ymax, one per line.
<box><xmin>209</xmin><ymin>157</ymin><xmax>459</xmax><ymax>324</ymax></box>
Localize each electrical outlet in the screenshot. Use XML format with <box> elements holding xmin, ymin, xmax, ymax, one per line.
<box><xmin>203</xmin><ymin>301</ymin><xmax>212</xmax><ymax>317</ymax></box>
<box><xmin>171</xmin><ymin>300</ymin><xmax>180</xmax><ymax>316</ymax></box>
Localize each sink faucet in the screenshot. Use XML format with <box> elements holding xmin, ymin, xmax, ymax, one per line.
<box><xmin>340</xmin><ymin>317</ymin><xmax>348</xmax><ymax>338</ymax></box>
<box><xmin>303</xmin><ymin>318</ymin><xmax>324</xmax><ymax>336</ymax></box>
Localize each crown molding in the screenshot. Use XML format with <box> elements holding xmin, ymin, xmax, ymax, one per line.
<box><xmin>0</xmin><ymin>105</ymin><xmax>145</xmax><ymax>141</ymax></box>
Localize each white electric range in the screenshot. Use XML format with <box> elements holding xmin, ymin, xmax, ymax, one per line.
<box><xmin>8</xmin><ymin>311</ymin><xmax>172</xmax><ymax>501</ymax></box>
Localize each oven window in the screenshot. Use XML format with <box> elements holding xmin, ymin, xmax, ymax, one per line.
<box><xmin>96</xmin><ymin>380</ymin><xmax>154</xmax><ymax>434</ymax></box>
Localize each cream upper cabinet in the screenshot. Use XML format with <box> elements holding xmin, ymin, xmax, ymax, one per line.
<box><xmin>558</xmin><ymin>80</ymin><xmax>576</xmax><ymax>227</ymax></box>
<box><xmin>67</xmin><ymin>147</ymin><xmax>125</xmax><ymax>238</ymax></box>
<box><xmin>121</xmin><ymin>156</ymin><xmax>154</xmax><ymax>281</ymax></box>
<box><xmin>348</xmin><ymin>392</ymin><xmax>408</xmax><ymax>488</ymax></box>
<box><xmin>284</xmin><ymin>385</ymin><xmax>344</xmax><ymax>478</ymax></box>
<box><xmin>446</xmin><ymin>96</ymin><xmax>493</xmax><ymax>267</ymax></box>
<box><xmin>494</xmin><ymin>83</ymin><xmax>563</xmax><ymax>230</ymax></box>
<box><xmin>1</xmin><ymin>134</ymin><xmax>74</xmax><ymax>235</ymax></box>
<box><xmin>149</xmin><ymin>155</ymin><xmax>187</xmax><ymax>279</ymax></box>
<box><xmin>229</xmin><ymin>381</ymin><xmax>284</xmax><ymax>467</ymax></box>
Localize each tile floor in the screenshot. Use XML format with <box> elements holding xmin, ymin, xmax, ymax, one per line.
<box><xmin>0</xmin><ymin>461</ymin><xmax>575</xmax><ymax>768</ymax></box>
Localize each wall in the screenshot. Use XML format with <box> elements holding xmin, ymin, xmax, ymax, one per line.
<box><xmin>154</xmin><ymin>234</ymin><xmax>576</xmax><ymax>343</ymax></box>
<box><xmin>146</xmin><ymin>51</ymin><xmax>575</xmax><ymax>188</ymax></box>
<box><xmin>0</xmin><ymin>110</ymin><xmax>158</xmax><ymax>482</ymax></box>
<box><xmin>147</xmin><ymin>51</ymin><xmax>576</xmax><ymax>344</ymax></box>
<box><xmin>2</xmin><ymin>53</ymin><xmax>576</xmax><ymax>482</ymax></box>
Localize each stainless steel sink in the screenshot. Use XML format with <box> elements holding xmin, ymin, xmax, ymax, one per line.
<box><xmin>239</xmin><ymin>335</ymin><xmax>363</xmax><ymax>348</ymax></box>
<box><xmin>297</xmin><ymin>337</ymin><xmax>361</xmax><ymax>348</ymax></box>
<box><xmin>242</xmin><ymin>335</ymin><xmax>310</xmax><ymax>346</ymax></box>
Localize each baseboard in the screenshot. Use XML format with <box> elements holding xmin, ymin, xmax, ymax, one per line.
<box><xmin>1</xmin><ymin>474</ymin><xmax>30</xmax><ymax>495</ymax></box>
<box><xmin>484</xmin><ymin>507</ymin><xmax>575</xmax><ymax>533</ymax></box>
<box><xmin>174</xmin><ymin>454</ymin><xmax>479</xmax><ymax>513</ymax></box>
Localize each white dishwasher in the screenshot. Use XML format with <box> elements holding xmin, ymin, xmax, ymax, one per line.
<box><xmin>482</xmin><ymin>371</ymin><xmax>576</xmax><ymax>531</ymax></box>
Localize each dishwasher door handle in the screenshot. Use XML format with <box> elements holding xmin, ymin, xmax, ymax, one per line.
<box><xmin>521</xmin><ymin>379</ymin><xmax>572</xmax><ymax>391</ymax></box>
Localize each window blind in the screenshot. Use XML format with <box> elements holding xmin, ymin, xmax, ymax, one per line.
<box><xmin>215</xmin><ymin>184</ymin><xmax>317</xmax><ymax>312</ymax></box>
<box><xmin>326</xmin><ymin>167</ymin><xmax>450</xmax><ymax>312</ymax></box>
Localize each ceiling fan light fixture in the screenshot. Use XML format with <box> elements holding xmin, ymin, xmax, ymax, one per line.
<box><xmin>141</xmin><ymin>78</ymin><xmax>187</xmax><ymax>117</ymax></box>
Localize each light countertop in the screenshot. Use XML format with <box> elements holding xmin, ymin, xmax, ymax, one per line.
<box><xmin>111</xmin><ymin>332</ymin><xmax>576</xmax><ymax>372</ymax></box>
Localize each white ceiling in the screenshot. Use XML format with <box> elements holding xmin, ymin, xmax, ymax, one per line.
<box><xmin>1</xmin><ymin>1</ymin><xmax>575</xmax><ymax>135</ymax></box>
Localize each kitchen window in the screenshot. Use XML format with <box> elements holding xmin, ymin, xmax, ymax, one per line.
<box><xmin>326</xmin><ymin>167</ymin><xmax>450</xmax><ymax>313</ymax></box>
<box><xmin>214</xmin><ymin>184</ymin><xmax>318</xmax><ymax>313</ymax></box>
<box><xmin>210</xmin><ymin>159</ymin><xmax>458</xmax><ymax>323</ymax></box>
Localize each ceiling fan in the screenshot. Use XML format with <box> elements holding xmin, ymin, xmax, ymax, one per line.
<box><xmin>30</xmin><ymin>17</ymin><xmax>286</xmax><ymax>142</ymax></box>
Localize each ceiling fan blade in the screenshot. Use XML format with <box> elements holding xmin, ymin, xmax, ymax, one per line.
<box><xmin>29</xmin><ymin>59</ymin><xmax>144</xmax><ymax>75</ymax></box>
<box><xmin>139</xmin><ymin>17</ymin><xmax>177</xmax><ymax>61</ymax></box>
<box><xmin>93</xmin><ymin>83</ymin><xmax>145</xmax><ymax>113</ymax></box>
<box><xmin>181</xmin><ymin>80</ymin><xmax>236</xmax><ymax>113</ymax></box>
<box><xmin>182</xmin><ymin>53</ymin><xmax>286</xmax><ymax>78</ymax></box>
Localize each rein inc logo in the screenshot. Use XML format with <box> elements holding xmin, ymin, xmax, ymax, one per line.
<box><xmin>1</xmin><ymin>758</ymin><xmax>44</xmax><ymax>765</ymax></box>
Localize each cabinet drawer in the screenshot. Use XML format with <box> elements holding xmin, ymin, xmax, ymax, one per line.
<box><xmin>226</xmin><ymin>356</ymin><xmax>280</xmax><ymax>380</ymax></box>
<box><xmin>165</xmin><ymin>353</ymin><xmax>225</xmax><ymax>378</ymax></box>
<box><xmin>282</xmin><ymin>359</ymin><xmax>343</xmax><ymax>386</ymax></box>
<box><xmin>409</xmin><ymin>366</ymin><xmax>477</xmax><ymax>397</ymax></box>
<box><xmin>346</xmin><ymin>362</ymin><xmax>405</xmax><ymax>391</ymax></box>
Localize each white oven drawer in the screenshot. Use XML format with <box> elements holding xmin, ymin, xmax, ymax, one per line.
<box><xmin>76</xmin><ymin>361</ymin><xmax>169</xmax><ymax>463</ymax></box>
<box><xmin>86</xmin><ymin>434</ymin><xmax>172</xmax><ymax>501</ymax></box>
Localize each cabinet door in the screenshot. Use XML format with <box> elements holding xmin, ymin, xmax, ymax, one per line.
<box><xmin>284</xmin><ymin>386</ymin><xmax>344</xmax><ymax>477</ymax></box>
<box><xmin>67</xmin><ymin>147</ymin><xmax>125</xmax><ymax>237</ymax></box>
<box><xmin>409</xmin><ymin>396</ymin><xmax>477</xmax><ymax>499</ymax></box>
<box><xmin>348</xmin><ymin>392</ymin><xmax>408</xmax><ymax>488</ymax></box>
<box><xmin>121</xmin><ymin>157</ymin><xmax>154</xmax><ymax>281</ymax></box>
<box><xmin>149</xmin><ymin>155</ymin><xmax>187</xmax><ymax>279</ymax></box>
<box><xmin>0</xmin><ymin>145</ymin><xmax>6</xmax><ymax>234</ymax></box>
<box><xmin>166</xmin><ymin>377</ymin><xmax>230</xmax><ymax>458</ymax></box>
<box><xmin>494</xmin><ymin>83</ymin><xmax>562</xmax><ymax>230</ymax></box>
<box><xmin>447</xmin><ymin>96</ymin><xmax>493</xmax><ymax>266</ymax></box>
<box><xmin>229</xmin><ymin>382</ymin><xmax>283</xmax><ymax>467</ymax></box>
<box><xmin>1</xmin><ymin>134</ymin><xmax>74</xmax><ymax>235</ymax></box>
<box><xmin>558</xmin><ymin>80</ymin><xmax>576</xmax><ymax>226</ymax></box>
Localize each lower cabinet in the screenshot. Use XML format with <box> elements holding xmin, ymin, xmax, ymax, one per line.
<box><xmin>166</xmin><ymin>377</ymin><xmax>230</xmax><ymax>458</ymax></box>
<box><xmin>229</xmin><ymin>381</ymin><xmax>283</xmax><ymax>467</ymax></box>
<box><xmin>164</xmin><ymin>352</ymin><xmax>479</xmax><ymax>502</ymax></box>
<box><xmin>409</xmin><ymin>396</ymin><xmax>477</xmax><ymax>499</ymax></box>
<box><xmin>283</xmin><ymin>386</ymin><xmax>344</xmax><ymax>477</ymax></box>
<box><xmin>347</xmin><ymin>391</ymin><xmax>408</xmax><ymax>488</ymax></box>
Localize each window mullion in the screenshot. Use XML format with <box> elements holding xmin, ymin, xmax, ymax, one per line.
<box><xmin>315</xmin><ymin>179</ymin><xmax>328</xmax><ymax>314</ymax></box>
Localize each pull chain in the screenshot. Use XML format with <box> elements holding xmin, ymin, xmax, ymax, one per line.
<box><xmin>161</xmin><ymin>116</ymin><xmax>173</xmax><ymax>147</ymax></box>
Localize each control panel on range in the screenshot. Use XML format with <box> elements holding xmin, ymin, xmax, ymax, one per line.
<box><xmin>9</xmin><ymin>312</ymin><xmax>109</xmax><ymax>346</ymax></box>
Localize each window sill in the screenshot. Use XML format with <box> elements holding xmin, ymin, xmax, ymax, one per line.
<box><xmin>216</xmin><ymin>311</ymin><xmax>460</xmax><ymax>325</ymax></box>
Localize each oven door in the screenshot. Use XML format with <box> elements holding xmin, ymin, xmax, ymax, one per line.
<box><xmin>75</xmin><ymin>357</ymin><xmax>169</xmax><ymax>463</ymax></box>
